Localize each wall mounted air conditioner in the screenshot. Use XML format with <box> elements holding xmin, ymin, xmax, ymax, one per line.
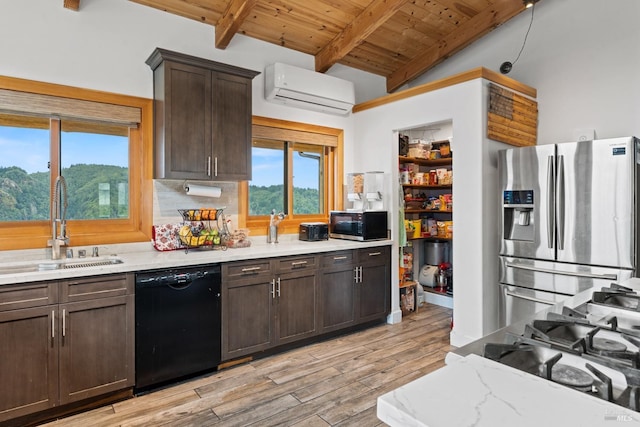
<box><xmin>265</xmin><ymin>63</ymin><xmax>355</xmax><ymax>116</ymax></box>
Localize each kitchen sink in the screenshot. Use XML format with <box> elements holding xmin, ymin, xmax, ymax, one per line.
<box><xmin>0</xmin><ymin>257</ymin><xmax>123</xmax><ymax>275</ymax></box>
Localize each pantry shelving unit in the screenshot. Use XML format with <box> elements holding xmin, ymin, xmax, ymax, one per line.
<box><xmin>399</xmin><ymin>140</ymin><xmax>453</xmax><ymax>310</ymax></box>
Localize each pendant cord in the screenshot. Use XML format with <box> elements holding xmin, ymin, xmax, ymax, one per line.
<box><xmin>511</xmin><ymin>3</ymin><xmax>536</xmax><ymax>67</ymax></box>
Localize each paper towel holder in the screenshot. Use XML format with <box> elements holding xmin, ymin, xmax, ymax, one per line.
<box><xmin>183</xmin><ymin>181</ymin><xmax>222</xmax><ymax>197</ymax></box>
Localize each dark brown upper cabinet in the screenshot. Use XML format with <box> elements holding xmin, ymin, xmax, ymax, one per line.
<box><xmin>146</xmin><ymin>48</ymin><xmax>260</xmax><ymax>181</ymax></box>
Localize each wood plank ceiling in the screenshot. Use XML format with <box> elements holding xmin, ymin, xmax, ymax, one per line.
<box><xmin>63</xmin><ymin>0</ymin><xmax>534</xmax><ymax>93</ymax></box>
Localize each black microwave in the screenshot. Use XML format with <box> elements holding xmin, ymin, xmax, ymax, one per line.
<box><xmin>329</xmin><ymin>211</ymin><xmax>388</xmax><ymax>241</ymax></box>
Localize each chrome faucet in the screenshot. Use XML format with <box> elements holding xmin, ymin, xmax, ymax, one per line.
<box><xmin>48</xmin><ymin>176</ymin><xmax>69</xmax><ymax>260</ymax></box>
<box><xmin>267</xmin><ymin>209</ymin><xmax>286</xmax><ymax>244</ymax></box>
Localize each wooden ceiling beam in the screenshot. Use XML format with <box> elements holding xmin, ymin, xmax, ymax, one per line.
<box><xmin>386</xmin><ymin>0</ymin><xmax>526</xmax><ymax>93</ymax></box>
<box><xmin>315</xmin><ymin>0</ymin><xmax>408</xmax><ymax>74</ymax></box>
<box><xmin>64</xmin><ymin>0</ymin><xmax>80</xmax><ymax>11</ymax></box>
<box><xmin>215</xmin><ymin>0</ymin><xmax>259</xmax><ymax>49</ymax></box>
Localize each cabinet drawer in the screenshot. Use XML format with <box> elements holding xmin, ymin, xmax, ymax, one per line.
<box><xmin>0</xmin><ymin>282</ymin><xmax>57</xmax><ymax>312</ymax></box>
<box><xmin>320</xmin><ymin>250</ymin><xmax>355</xmax><ymax>268</ymax></box>
<box><xmin>224</xmin><ymin>260</ymin><xmax>272</xmax><ymax>281</ymax></box>
<box><xmin>358</xmin><ymin>246</ymin><xmax>390</xmax><ymax>264</ymax></box>
<box><xmin>61</xmin><ymin>274</ymin><xmax>132</xmax><ymax>303</ymax></box>
<box><xmin>276</xmin><ymin>255</ymin><xmax>317</xmax><ymax>272</ymax></box>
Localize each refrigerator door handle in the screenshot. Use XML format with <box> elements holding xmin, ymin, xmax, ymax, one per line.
<box><xmin>505</xmin><ymin>261</ymin><xmax>618</xmax><ymax>280</ymax></box>
<box><xmin>556</xmin><ymin>155</ymin><xmax>565</xmax><ymax>250</ymax></box>
<box><xmin>546</xmin><ymin>155</ymin><xmax>555</xmax><ymax>249</ymax></box>
<box><xmin>505</xmin><ymin>290</ymin><xmax>556</xmax><ymax>306</ymax></box>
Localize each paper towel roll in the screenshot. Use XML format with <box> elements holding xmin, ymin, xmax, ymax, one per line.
<box><xmin>184</xmin><ymin>184</ymin><xmax>221</xmax><ymax>198</ymax></box>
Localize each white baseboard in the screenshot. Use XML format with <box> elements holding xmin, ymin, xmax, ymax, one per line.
<box><xmin>387</xmin><ymin>309</ymin><xmax>403</xmax><ymax>324</ymax></box>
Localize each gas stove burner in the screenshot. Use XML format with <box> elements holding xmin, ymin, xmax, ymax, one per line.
<box><xmin>549</xmin><ymin>363</ymin><xmax>594</xmax><ymax>391</ymax></box>
<box><xmin>600</xmin><ymin>283</ymin><xmax>635</xmax><ymax>294</ymax></box>
<box><xmin>593</xmin><ymin>292</ymin><xmax>640</xmax><ymax>311</ymax></box>
<box><xmin>592</xmin><ymin>337</ymin><xmax>628</xmax><ymax>353</ymax></box>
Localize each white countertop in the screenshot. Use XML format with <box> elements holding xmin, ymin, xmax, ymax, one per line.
<box><xmin>377</xmin><ymin>354</ymin><xmax>640</xmax><ymax>427</ymax></box>
<box><xmin>378</xmin><ymin>280</ymin><xmax>640</xmax><ymax>426</ymax></box>
<box><xmin>0</xmin><ymin>236</ymin><xmax>392</xmax><ymax>285</ymax></box>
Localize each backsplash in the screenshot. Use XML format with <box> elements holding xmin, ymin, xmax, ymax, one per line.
<box><xmin>153</xmin><ymin>179</ymin><xmax>239</xmax><ymax>228</ymax></box>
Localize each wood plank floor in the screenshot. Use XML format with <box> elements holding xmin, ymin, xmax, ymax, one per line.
<box><xmin>42</xmin><ymin>303</ymin><xmax>453</xmax><ymax>427</ymax></box>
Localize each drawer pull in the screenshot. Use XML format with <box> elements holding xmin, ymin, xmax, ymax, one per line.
<box><xmin>291</xmin><ymin>261</ymin><xmax>308</xmax><ymax>266</ymax></box>
<box><xmin>505</xmin><ymin>290</ymin><xmax>556</xmax><ymax>306</ymax></box>
<box><xmin>333</xmin><ymin>256</ymin><xmax>348</xmax><ymax>260</ymax></box>
<box><xmin>368</xmin><ymin>251</ymin><xmax>381</xmax><ymax>257</ymax></box>
<box><xmin>241</xmin><ymin>266</ymin><xmax>262</xmax><ymax>272</ymax></box>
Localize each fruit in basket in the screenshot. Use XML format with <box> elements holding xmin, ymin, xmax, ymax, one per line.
<box><xmin>185</xmin><ymin>209</ymin><xmax>201</xmax><ymax>221</ymax></box>
<box><xmin>178</xmin><ymin>225</ymin><xmax>193</xmax><ymax>245</ymax></box>
<box><xmin>178</xmin><ymin>224</ymin><xmax>208</xmax><ymax>246</ymax></box>
<box><xmin>200</xmin><ymin>208</ymin><xmax>217</xmax><ymax>220</ymax></box>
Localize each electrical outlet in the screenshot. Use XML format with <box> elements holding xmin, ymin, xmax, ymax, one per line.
<box><xmin>572</xmin><ymin>128</ymin><xmax>595</xmax><ymax>142</ymax></box>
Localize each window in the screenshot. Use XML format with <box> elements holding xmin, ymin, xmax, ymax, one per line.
<box><xmin>0</xmin><ymin>114</ymin><xmax>50</xmax><ymax>221</ymax></box>
<box><xmin>60</xmin><ymin>119</ymin><xmax>130</xmax><ymax>220</ymax></box>
<box><xmin>0</xmin><ymin>76</ymin><xmax>153</xmax><ymax>250</ymax></box>
<box><xmin>249</xmin><ymin>140</ymin><xmax>324</xmax><ymax>216</ymax></box>
<box><xmin>241</xmin><ymin>116</ymin><xmax>343</xmax><ymax>235</ymax></box>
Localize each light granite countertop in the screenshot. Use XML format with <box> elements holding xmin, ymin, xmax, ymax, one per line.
<box><xmin>377</xmin><ymin>353</ymin><xmax>640</xmax><ymax>427</ymax></box>
<box><xmin>377</xmin><ymin>279</ymin><xmax>640</xmax><ymax>426</ymax></box>
<box><xmin>0</xmin><ymin>235</ymin><xmax>392</xmax><ymax>286</ymax></box>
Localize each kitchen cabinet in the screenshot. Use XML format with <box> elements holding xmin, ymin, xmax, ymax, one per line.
<box><xmin>223</xmin><ymin>248</ymin><xmax>390</xmax><ymax>361</ymax></box>
<box><xmin>222</xmin><ymin>259</ymin><xmax>275</xmax><ymax>359</ymax></box>
<box><xmin>357</xmin><ymin>246</ymin><xmax>391</xmax><ymax>323</ymax></box>
<box><xmin>0</xmin><ymin>282</ymin><xmax>58</xmax><ymax>422</ymax></box>
<box><xmin>0</xmin><ymin>274</ymin><xmax>134</xmax><ymax>423</ymax></box>
<box><xmin>58</xmin><ymin>274</ymin><xmax>134</xmax><ymax>404</ymax></box>
<box><xmin>146</xmin><ymin>48</ymin><xmax>259</xmax><ymax>181</ymax></box>
<box><xmin>318</xmin><ymin>250</ymin><xmax>357</xmax><ymax>333</ymax></box>
<box><xmin>274</xmin><ymin>255</ymin><xmax>318</xmax><ymax>345</ymax></box>
<box><xmin>222</xmin><ymin>255</ymin><xmax>318</xmax><ymax>360</ymax></box>
<box><xmin>318</xmin><ymin>247</ymin><xmax>391</xmax><ymax>333</ymax></box>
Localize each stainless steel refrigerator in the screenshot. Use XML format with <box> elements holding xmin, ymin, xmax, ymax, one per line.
<box><xmin>498</xmin><ymin>136</ymin><xmax>638</xmax><ymax>326</ymax></box>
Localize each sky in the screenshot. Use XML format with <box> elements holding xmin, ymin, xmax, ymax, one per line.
<box><xmin>0</xmin><ymin>126</ymin><xmax>128</xmax><ymax>173</ymax></box>
<box><xmin>250</xmin><ymin>147</ymin><xmax>319</xmax><ymax>189</ymax></box>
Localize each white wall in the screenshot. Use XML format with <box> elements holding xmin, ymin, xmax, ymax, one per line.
<box><xmin>406</xmin><ymin>0</ymin><xmax>640</xmax><ymax>144</ymax></box>
<box><xmin>1</xmin><ymin>0</ymin><xmax>388</xmax><ymax>180</ymax></box>
<box><xmin>354</xmin><ymin>78</ymin><xmax>511</xmax><ymax>345</ymax></box>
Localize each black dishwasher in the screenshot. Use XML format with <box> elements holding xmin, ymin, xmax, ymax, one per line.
<box><xmin>135</xmin><ymin>264</ymin><xmax>221</xmax><ymax>392</ymax></box>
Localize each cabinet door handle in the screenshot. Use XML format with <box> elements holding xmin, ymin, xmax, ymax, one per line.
<box><xmin>207</xmin><ymin>156</ymin><xmax>211</xmax><ymax>177</ymax></box>
<box><xmin>241</xmin><ymin>266</ymin><xmax>262</xmax><ymax>272</ymax></box>
<box><xmin>51</xmin><ymin>310</ymin><xmax>55</xmax><ymax>339</ymax></box>
<box><xmin>214</xmin><ymin>157</ymin><xmax>218</xmax><ymax>177</ymax></box>
<box><xmin>62</xmin><ymin>309</ymin><xmax>66</xmax><ymax>338</ymax></box>
<box><xmin>271</xmin><ymin>279</ymin><xmax>276</xmax><ymax>298</ymax></box>
<box><xmin>359</xmin><ymin>266</ymin><xmax>363</xmax><ymax>283</ymax></box>
<box><xmin>276</xmin><ymin>277</ymin><xmax>281</xmax><ymax>297</ymax></box>
<box><xmin>334</xmin><ymin>256</ymin><xmax>347</xmax><ymax>260</ymax></box>
<box><xmin>354</xmin><ymin>267</ymin><xmax>359</xmax><ymax>282</ymax></box>
<box><xmin>291</xmin><ymin>261</ymin><xmax>308</xmax><ymax>266</ymax></box>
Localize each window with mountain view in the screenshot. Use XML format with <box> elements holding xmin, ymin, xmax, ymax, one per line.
<box><xmin>249</xmin><ymin>139</ymin><xmax>324</xmax><ymax>217</ymax></box>
<box><xmin>0</xmin><ymin>77</ymin><xmax>150</xmax><ymax>251</ymax></box>
<box><xmin>60</xmin><ymin>119</ymin><xmax>130</xmax><ymax>220</ymax></box>
<box><xmin>0</xmin><ymin>114</ymin><xmax>50</xmax><ymax>221</ymax></box>
<box><xmin>242</xmin><ymin>118</ymin><xmax>342</xmax><ymax>236</ymax></box>
<box><xmin>0</xmin><ymin>114</ymin><xmax>130</xmax><ymax>222</ymax></box>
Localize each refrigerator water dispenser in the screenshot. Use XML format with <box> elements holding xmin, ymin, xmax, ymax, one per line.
<box><xmin>503</xmin><ymin>190</ymin><xmax>534</xmax><ymax>242</ymax></box>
